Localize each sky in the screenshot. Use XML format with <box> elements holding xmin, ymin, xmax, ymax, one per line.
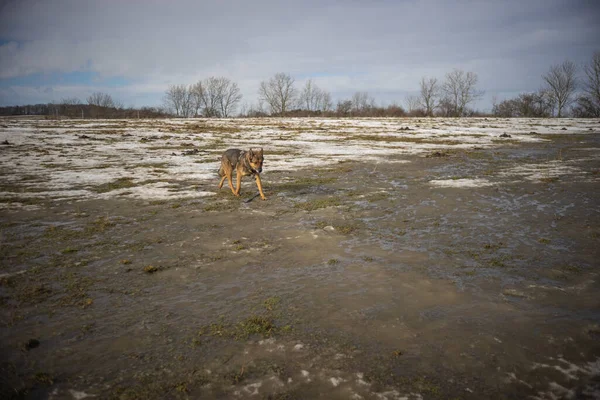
<box><xmin>0</xmin><ymin>0</ymin><xmax>599</xmax><ymax>112</ymax></box>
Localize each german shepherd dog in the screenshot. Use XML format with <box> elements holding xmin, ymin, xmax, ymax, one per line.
<box><xmin>218</xmin><ymin>148</ymin><xmax>266</xmax><ymax>200</ymax></box>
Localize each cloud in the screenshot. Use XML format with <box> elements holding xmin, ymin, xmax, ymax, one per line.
<box><xmin>1</xmin><ymin>0</ymin><xmax>599</xmax><ymax>109</ymax></box>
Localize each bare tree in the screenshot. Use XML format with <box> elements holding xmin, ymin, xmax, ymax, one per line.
<box><xmin>574</xmin><ymin>52</ymin><xmax>600</xmax><ymax>117</ymax></box>
<box><xmin>87</xmin><ymin>92</ymin><xmax>115</xmax><ymax>108</ymax></box>
<box><xmin>181</xmin><ymin>85</ymin><xmax>194</xmax><ymax>118</ymax></box>
<box><xmin>320</xmin><ymin>91</ymin><xmax>333</xmax><ymax>112</ymax></box>
<box><xmin>299</xmin><ymin>79</ymin><xmax>317</xmax><ymax>111</ymax></box>
<box><xmin>336</xmin><ymin>100</ymin><xmax>353</xmax><ymax>116</ymax></box>
<box><xmin>441</xmin><ymin>69</ymin><xmax>483</xmax><ymax>116</ymax></box>
<box><xmin>419</xmin><ymin>77</ymin><xmax>439</xmax><ymax>116</ymax></box>
<box><xmin>164</xmin><ymin>85</ymin><xmax>188</xmax><ymax>117</ymax></box>
<box><xmin>537</xmin><ymin>89</ymin><xmax>556</xmax><ymax>116</ymax></box>
<box><xmin>86</xmin><ymin>92</ymin><xmax>120</xmax><ymax>118</ymax></box>
<box><xmin>217</xmin><ymin>78</ymin><xmax>242</xmax><ymax>117</ymax></box>
<box><xmin>61</xmin><ymin>97</ymin><xmax>81</xmax><ymax>105</ymax></box>
<box><xmin>259</xmin><ymin>73</ymin><xmax>297</xmax><ymax>115</ymax></box>
<box><xmin>437</xmin><ymin>97</ymin><xmax>454</xmax><ymax>117</ymax></box>
<box><xmin>351</xmin><ymin>92</ymin><xmax>375</xmax><ymax>113</ymax></box>
<box><xmin>190</xmin><ymin>82</ymin><xmax>204</xmax><ymax>117</ymax></box>
<box><xmin>199</xmin><ymin>77</ymin><xmax>222</xmax><ymax>117</ymax></box>
<box><xmin>190</xmin><ymin>77</ymin><xmax>243</xmax><ymax>118</ymax></box>
<box><xmin>298</xmin><ymin>79</ymin><xmax>332</xmax><ymax>112</ymax></box>
<box><xmin>404</xmin><ymin>95</ymin><xmax>421</xmax><ymax>114</ymax></box>
<box><xmin>299</xmin><ymin>79</ymin><xmax>319</xmax><ymax>111</ymax></box>
<box><xmin>542</xmin><ymin>60</ymin><xmax>577</xmax><ymax>117</ymax></box>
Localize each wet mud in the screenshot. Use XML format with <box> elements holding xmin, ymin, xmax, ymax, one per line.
<box><xmin>1</xmin><ymin>117</ymin><xmax>599</xmax><ymax>399</ymax></box>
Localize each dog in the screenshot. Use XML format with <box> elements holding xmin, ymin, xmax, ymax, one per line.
<box><xmin>218</xmin><ymin>148</ymin><xmax>266</xmax><ymax>200</ymax></box>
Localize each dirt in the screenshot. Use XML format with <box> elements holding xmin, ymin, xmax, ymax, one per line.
<box><xmin>0</xmin><ymin>117</ymin><xmax>599</xmax><ymax>399</ymax></box>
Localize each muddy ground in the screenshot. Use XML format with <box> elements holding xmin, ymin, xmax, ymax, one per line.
<box><xmin>1</xmin><ymin>118</ymin><xmax>599</xmax><ymax>399</ymax></box>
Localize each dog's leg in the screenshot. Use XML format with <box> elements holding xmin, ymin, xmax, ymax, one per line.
<box><xmin>234</xmin><ymin>169</ymin><xmax>242</xmax><ymax>196</ymax></box>
<box><xmin>227</xmin><ymin>169</ymin><xmax>237</xmax><ymax>196</ymax></box>
<box><xmin>255</xmin><ymin>174</ymin><xmax>267</xmax><ymax>200</ymax></box>
<box><xmin>218</xmin><ymin>175</ymin><xmax>227</xmax><ymax>189</ymax></box>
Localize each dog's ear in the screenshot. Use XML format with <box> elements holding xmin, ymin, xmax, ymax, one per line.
<box><xmin>258</xmin><ymin>148</ymin><xmax>263</xmax><ymax>154</ymax></box>
<box><xmin>248</xmin><ymin>148</ymin><xmax>254</xmax><ymax>156</ymax></box>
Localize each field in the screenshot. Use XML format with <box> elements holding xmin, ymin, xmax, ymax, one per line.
<box><xmin>1</xmin><ymin>116</ymin><xmax>599</xmax><ymax>399</ymax></box>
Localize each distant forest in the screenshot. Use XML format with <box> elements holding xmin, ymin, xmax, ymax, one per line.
<box><xmin>0</xmin><ymin>103</ymin><xmax>170</xmax><ymax>119</ymax></box>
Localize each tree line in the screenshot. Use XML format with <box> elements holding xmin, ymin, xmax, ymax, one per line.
<box><xmin>0</xmin><ymin>92</ymin><xmax>170</xmax><ymax>118</ymax></box>
<box><xmin>2</xmin><ymin>51</ymin><xmax>598</xmax><ymax>118</ymax></box>
<box><xmin>167</xmin><ymin>51</ymin><xmax>600</xmax><ymax>118</ymax></box>
<box><xmin>159</xmin><ymin>50</ymin><xmax>600</xmax><ymax>119</ymax></box>
<box><xmin>493</xmin><ymin>52</ymin><xmax>600</xmax><ymax>118</ymax></box>
<box><xmin>163</xmin><ymin>69</ymin><xmax>484</xmax><ymax>118</ymax></box>
<box><xmin>163</xmin><ymin>77</ymin><xmax>242</xmax><ymax>118</ymax></box>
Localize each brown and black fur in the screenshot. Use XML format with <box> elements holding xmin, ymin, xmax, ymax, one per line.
<box><xmin>218</xmin><ymin>148</ymin><xmax>266</xmax><ymax>200</ymax></box>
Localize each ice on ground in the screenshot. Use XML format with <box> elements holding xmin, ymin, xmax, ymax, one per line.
<box><xmin>429</xmin><ymin>178</ymin><xmax>494</xmax><ymax>188</ymax></box>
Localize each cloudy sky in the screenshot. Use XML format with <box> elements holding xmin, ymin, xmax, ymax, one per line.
<box><xmin>0</xmin><ymin>0</ymin><xmax>598</xmax><ymax>111</ymax></box>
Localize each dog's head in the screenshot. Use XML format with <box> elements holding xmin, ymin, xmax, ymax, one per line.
<box><xmin>248</xmin><ymin>148</ymin><xmax>264</xmax><ymax>173</ymax></box>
